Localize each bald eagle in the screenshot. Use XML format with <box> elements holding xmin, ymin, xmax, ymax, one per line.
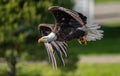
<box><xmin>38</xmin><ymin>6</ymin><xmax>103</xmax><ymax>69</ymax></box>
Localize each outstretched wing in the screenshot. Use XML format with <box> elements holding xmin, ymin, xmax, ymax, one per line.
<box><xmin>38</xmin><ymin>24</ymin><xmax>68</xmax><ymax>69</ymax></box>
<box><xmin>48</xmin><ymin>6</ymin><xmax>87</xmax><ymax>41</ymax></box>
<box><xmin>49</xmin><ymin>6</ymin><xmax>87</xmax><ymax>27</ymax></box>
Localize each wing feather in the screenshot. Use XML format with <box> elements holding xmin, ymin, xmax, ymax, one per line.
<box><xmin>49</xmin><ymin>6</ymin><xmax>87</xmax><ymax>27</ymax></box>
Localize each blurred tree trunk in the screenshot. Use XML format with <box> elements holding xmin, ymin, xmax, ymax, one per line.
<box><xmin>7</xmin><ymin>50</ymin><xmax>17</xmax><ymax>76</ymax></box>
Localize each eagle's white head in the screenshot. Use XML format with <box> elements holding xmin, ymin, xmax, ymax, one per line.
<box><xmin>38</xmin><ymin>32</ymin><xmax>57</xmax><ymax>43</ymax></box>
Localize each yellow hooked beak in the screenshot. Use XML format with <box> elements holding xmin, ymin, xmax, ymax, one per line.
<box><xmin>78</xmin><ymin>36</ymin><xmax>87</xmax><ymax>45</ymax></box>
<box><xmin>38</xmin><ymin>38</ymin><xmax>43</xmax><ymax>43</ymax></box>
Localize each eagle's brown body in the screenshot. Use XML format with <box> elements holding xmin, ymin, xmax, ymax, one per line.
<box><xmin>38</xmin><ymin>6</ymin><xmax>103</xmax><ymax>69</ymax></box>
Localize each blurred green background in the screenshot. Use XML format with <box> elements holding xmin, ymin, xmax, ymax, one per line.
<box><xmin>0</xmin><ymin>0</ymin><xmax>120</xmax><ymax>76</ymax></box>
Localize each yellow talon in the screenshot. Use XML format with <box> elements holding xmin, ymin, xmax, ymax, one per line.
<box><xmin>78</xmin><ymin>36</ymin><xmax>87</xmax><ymax>45</ymax></box>
<box><xmin>83</xmin><ymin>36</ymin><xmax>87</xmax><ymax>44</ymax></box>
<box><xmin>78</xmin><ymin>39</ymin><xmax>82</xmax><ymax>44</ymax></box>
<box><xmin>38</xmin><ymin>38</ymin><xmax>43</xmax><ymax>43</ymax></box>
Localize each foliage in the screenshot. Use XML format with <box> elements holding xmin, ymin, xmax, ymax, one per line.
<box><xmin>0</xmin><ymin>0</ymin><xmax>73</xmax><ymax>60</ymax></box>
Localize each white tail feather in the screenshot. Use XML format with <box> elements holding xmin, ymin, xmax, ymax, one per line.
<box><xmin>82</xmin><ymin>24</ymin><xmax>104</xmax><ymax>41</ymax></box>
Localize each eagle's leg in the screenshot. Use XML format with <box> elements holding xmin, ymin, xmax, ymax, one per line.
<box><xmin>77</xmin><ymin>36</ymin><xmax>87</xmax><ymax>45</ymax></box>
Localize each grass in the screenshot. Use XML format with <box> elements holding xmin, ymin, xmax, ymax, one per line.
<box><xmin>75</xmin><ymin>63</ymin><xmax>120</xmax><ymax>76</ymax></box>
<box><xmin>95</xmin><ymin>0</ymin><xmax>120</xmax><ymax>4</ymax></box>
<box><xmin>0</xmin><ymin>63</ymin><xmax>120</xmax><ymax>76</ymax></box>
<box><xmin>0</xmin><ymin>65</ymin><xmax>7</xmax><ymax>76</ymax></box>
